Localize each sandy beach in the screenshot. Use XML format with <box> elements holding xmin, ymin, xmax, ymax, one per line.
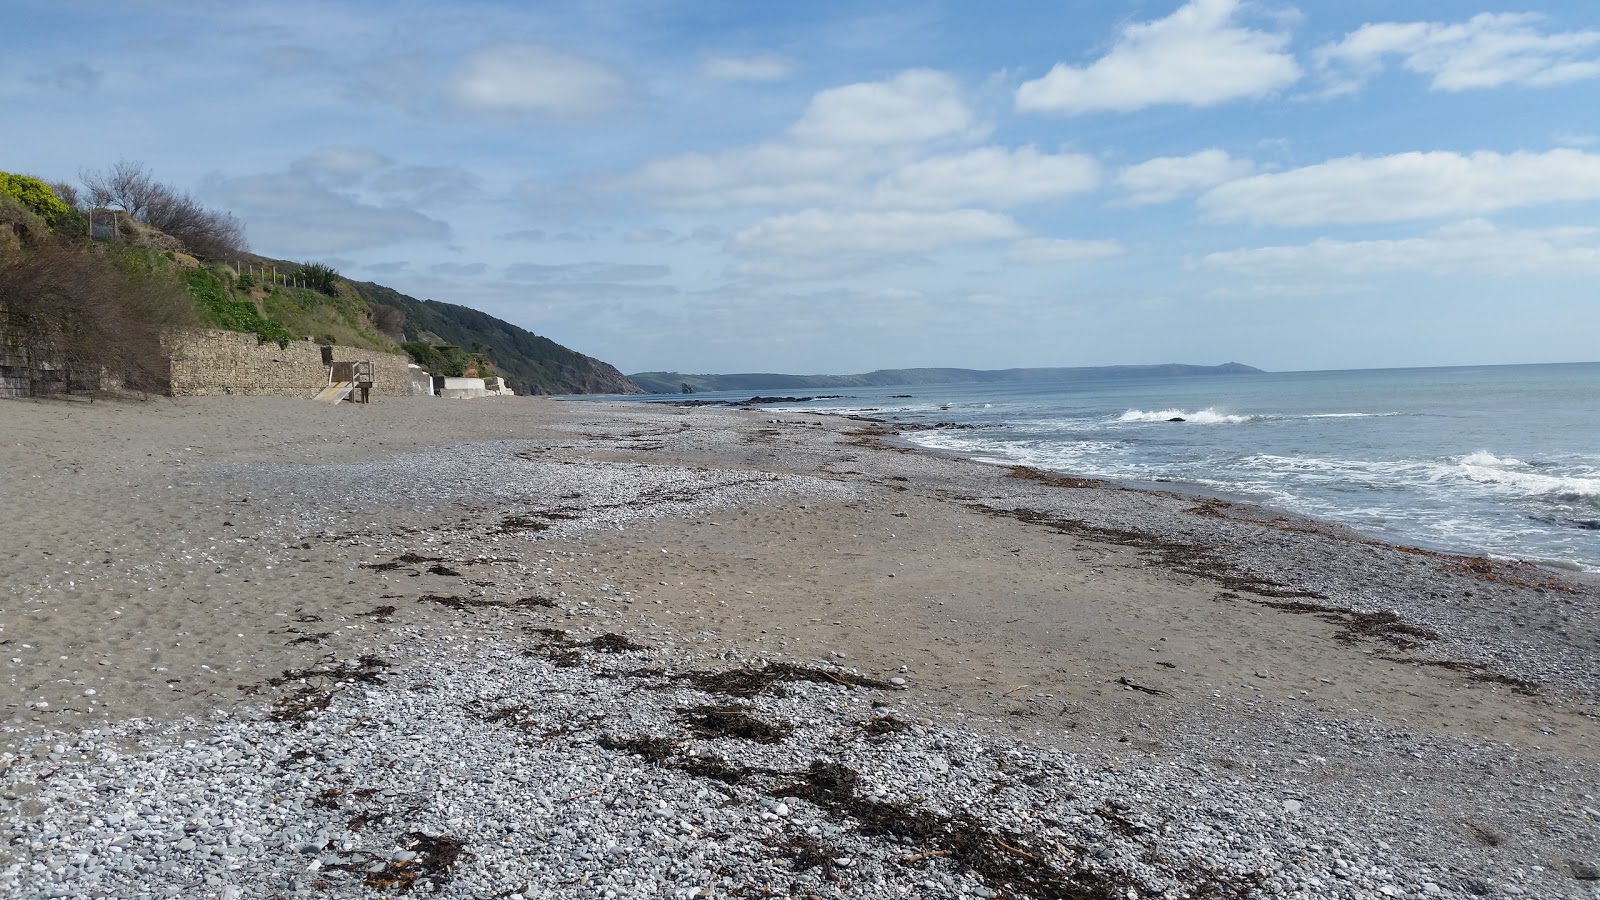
<box><xmin>2</xmin><ymin>394</ymin><xmax>1596</xmax><ymax>899</ymax></box>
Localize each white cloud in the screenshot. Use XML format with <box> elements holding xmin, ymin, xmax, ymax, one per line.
<box><xmin>1116</xmin><ymin>148</ymin><xmax>1254</xmax><ymax>206</ymax></box>
<box><xmin>1201</xmin><ymin>219</ymin><xmax>1600</xmax><ymax>276</ymax></box>
<box><xmin>1199</xmin><ymin>149</ymin><xmax>1600</xmax><ymax>225</ymax></box>
<box><xmin>628</xmin><ymin>141</ymin><xmax>866</xmax><ymax>209</ymax></box>
<box><xmin>1016</xmin><ymin>0</ymin><xmax>1300</xmax><ymax>115</ymax></box>
<box><xmin>732</xmin><ymin>208</ymin><xmax>1022</xmax><ymax>258</ymax></box>
<box><xmin>1008</xmin><ymin>237</ymin><xmax>1126</xmax><ymax>263</ymax></box>
<box><xmin>627</xmin><ymin>69</ymin><xmax>980</xmax><ymax>209</ymax></box>
<box><xmin>871</xmin><ymin>146</ymin><xmax>1101</xmax><ymax>209</ymax></box>
<box><xmin>205</xmin><ymin>172</ymin><xmax>450</xmax><ymax>255</ymax></box>
<box><xmin>700</xmin><ymin>54</ymin><xmax>795</xmax><ymax>82</ymax></box>
<box><xmin>789</xmin><ymin>69</ymin><xmax>978</xmax><ymax>146</ymax></box>
<box><xmin>1316</xmin><ymin>12</ymin><xmax>1600</xmax><ymax>95</ymax></box>
<box><xmin>443</xmin><ymin>43</ymin><xmax>627</xmax><ymax>118</ymax></box>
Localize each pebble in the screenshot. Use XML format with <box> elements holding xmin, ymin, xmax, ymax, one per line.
<box><xmin>1</xmin><ymin>408</ymin><xmax>1593</xmax><ymax>900</ymax></box>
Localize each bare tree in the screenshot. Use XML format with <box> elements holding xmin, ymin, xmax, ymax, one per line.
<box><xmin>47</xmin><ymin>181</ymin><xmax>84</xmax><ymax>212</ymax></box>
<box><xmin>145</xmin><ymin>192</ymin><xmax>246</xmax><ymax>259</ymax></box>
<box><xmin>81</xmin><ymin>160</ymin><xmax>162</xmax><ymax>218</ymax></box>
<box><xmin>79</xmin><ymin>160</ymin><xmax>246</xmax><ymax>259</ymax></box>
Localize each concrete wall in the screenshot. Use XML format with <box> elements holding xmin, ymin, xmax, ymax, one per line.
<box><xmin>167</xmin><ymin>329</ymin><xmax>419</xmax><ymax>398</ymax></box>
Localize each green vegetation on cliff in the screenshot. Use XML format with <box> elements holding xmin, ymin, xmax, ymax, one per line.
<box><xmin>1</xmin><ymin>164</ymin><xmax>642</xmax><ymax>397</ymax></box>
<box><xmin>342</xmin><ymin>280</ymin><xmax>641</xmax><ymax>395</ymax></box>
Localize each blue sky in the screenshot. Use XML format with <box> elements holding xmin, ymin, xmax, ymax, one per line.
<box><xmin>4</xmin><ymin>0</ymin><xmax>1598</xmax><ymax>375</ymax></box>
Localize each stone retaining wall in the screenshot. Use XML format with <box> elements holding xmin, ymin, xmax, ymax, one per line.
<box><xmin>167</xmin><ymin>330</ymin><xmax>418</xmax><ymax>398</ymax></box>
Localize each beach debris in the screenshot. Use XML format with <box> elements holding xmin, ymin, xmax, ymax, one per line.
<box><xmin>322</xmin><ymin>831</ymin><xmax>470</xmax><ymax>893</ymax></box>
<box><xmin>680</xmin><ymin>703</ymin><xmax>793</xmax><ymax>743</ymax></box>
<box><xmin>670</xmin><ymin>662</ymin><xmax>900</xmax><ymax>698</ymax></box>
<box><xmin>588</xmin><ymin>632</ymin><xmax>648</xmax><ymax>653</ymax></box>
<box><xmin>973</xmin><ymin>503</ymin><xmax>1322</xmax><ymax>600</ymax></box>
<box><xmin>1005</xmin><ymin>466</ymin><xmax>1105</xmax><ymax>490</ymax></box>
<box><xmin>1115</xmin><ymin>677</ymin><xmax>1168</xmax><ymax>696</ymax></box>
<box><xmin>425</xmin><ymin>563</ymin><xmax>461</xmax><ymax>576</ymax></box>
<box><xmin>770</xmin><ymin>833</ymin><xmax>843</xmax><ymax>880</ymax></box>
<box><xmin>861</xmin><ymin>715</ymin><xmax>913</xmax><ymax>739</ymax></box>
<box><xmin>251</xmin><ymin>654</ymin><xmax>388</xmax><ymax>724</ymax></box>
<box><xmin>355</xmin><ymin>604</ymin><xmax>397</xmax><ymax>621</ymax></box>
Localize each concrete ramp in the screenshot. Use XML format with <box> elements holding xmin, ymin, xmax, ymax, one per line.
<box><xmin>314</xmin><ymin>381</ymin><xmax>354</xmax><ymax>403</ymax></box>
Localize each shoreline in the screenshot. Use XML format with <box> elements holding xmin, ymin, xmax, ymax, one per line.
<box><xmin>2</xmin><ymin>395</ymin><xmax>1597</xmax><ymax>897</ymax></box>
<box><xmin>623</xmin><ymin>389</ymin><xmax>1600</xmax><ymax>578</ymax></box>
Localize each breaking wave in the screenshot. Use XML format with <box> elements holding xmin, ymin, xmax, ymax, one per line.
<box><xmin>1117</xmin><ymin>408</ymin><xmax>1253</xmax><ymax>425</ymax></box>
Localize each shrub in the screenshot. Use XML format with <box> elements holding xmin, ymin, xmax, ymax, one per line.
<box><xmin>0</xmin><ymin>172</ymin><xmax>84</xmax><ymax>233</ymax></box>
<box><xmin>371</xmin><ymin>303</ymin><xmax>406</xmax><ymax>340</ymax></box>
<box><xmin>298</xmin><ymin>262</ymin><xmax>339</xmax><ymax>295</ymax></box>
<box><xmin>0</xmin><ymin>244</ymin><xmax>196</xmax><ymax>394</ymax></box>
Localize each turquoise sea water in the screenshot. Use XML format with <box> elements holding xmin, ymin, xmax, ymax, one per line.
<box><xmin>616</xmin><ymin>362</ymin><xmax>1600</xmax><ymax>573</ymax></box>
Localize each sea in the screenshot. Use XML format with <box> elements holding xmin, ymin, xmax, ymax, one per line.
<box><xmin>612</xmin><ymin>362</ymin><xmax>1600</xmax><ymax>574</ymax></box>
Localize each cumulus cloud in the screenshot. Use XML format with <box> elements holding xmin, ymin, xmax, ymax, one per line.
<box><xmin>871</xmin><ymin>146</ymin><xmax>1101</xmax><ymax>209</ymax></box>
<box><xmin>700</xmin><ymin>54</ymin><xmax>795</xmax><ymax>82</ymax></box>
<box><xmin>443</xmin><ymin>43</ymin><xmax>628</xmax><ymax>119</ymax></box>
<box><xmin>1199</xmin><ymin>149</ymin><xmax>1600</xmax><ymax>225</ymax></box>
<box><xmin>1316</xmin><ymin>12</ymin><xmax>1600</xmax><ymax>95</ymax></box>
<box><xmin>504</xmin><ymin>262</ymin><xmax>671</xmax><ymax>282</ymax></box>
<box><xmin>1008</xmin><ymin>237</ymin><xmax>1126</xmax><ymax>263</ymax></box>
<box><xmin>1201</xmin><ymin>219</ymin><xmax>1600</xmax><ymax>275</ymax></box>
<box><xmin>627</xmin><ymin>69</ymin><xmax>981</xmax><ymax>209</ymax></box>
<box><xmin>1016</xmin><ymin>0</ymin><xmax>1300</xmax><ymax>114</ymax></box>
<box><xmin>1116</xmin><ymin>149</ymin><xmax>1254</xmax><ymax>206</ymax></box>
<box><xmin>788</xmin><ymin>69</ymin><xmax>978</xmax><ymax>146</ymax></box>
<box><xmin>206</xmin><ymin>173</ymin><xmax>450</xmax><ymax>255</ymax></box>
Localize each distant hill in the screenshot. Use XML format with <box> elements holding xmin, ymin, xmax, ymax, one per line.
<box><xmin>340</xmin><ymin>280</ymin><xmax>641</xmax><ymax>395</ymax></box>
<box><xmin>629</xmin><ymin>363</ymin><xmax>1263</xmax><ymax>394</ymax></box>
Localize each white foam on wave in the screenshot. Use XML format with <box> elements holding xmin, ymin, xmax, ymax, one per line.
<box><xmin>1446</xmin><ymin>452</ymin><xmax>1600</xmax><ymax>503</ymax></box>
<box><xmin>1117</xmin><ymin>408</ymin><xmax>1253</xmax><ymax>425</ymax></box>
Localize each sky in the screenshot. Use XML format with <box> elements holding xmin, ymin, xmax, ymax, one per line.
<box><xmin>4</xmin><ymin>0</ymin><xmax>1599</xmax><ymax>375</ymax></box>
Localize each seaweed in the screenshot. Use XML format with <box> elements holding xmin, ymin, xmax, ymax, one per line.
<box><xmin>680</xmin><ymin>704</ymin><xmax>793</xmax><ymax>743</ymax></box>
<box><xmin>861</xmin><ymin>715</ymin><xmax>912</xmax><ymax>739</ymax></box>
<box><xmin>597</xmin><ymin>734</ymin><xmax>681</xmax><ymax>763</ymax></box>
<box><xmin>972</xmin><ymin>504</ymin><xmax>1324</xmax><ymax>600</ymax></box>
<box><xmin>255</xmin><ymin>655</ymin><xmax>388</xmax><ymax>725</ymax></box>
<box><xmin>769</xmin><ymin>833</ymin><xmax>841</xmax><ymax>880</ymax></box>
<box><xmin>1006</xmin><ymin>466</ymin><xmax>1106</xmax><ymax>490</ymax></box>
<box><xmin>361</xmin><ymin>832</ymin><xmax>470</xmax><ymax>893</ymax></box>
<box><xmin>672</xmin><ymin>662</ymin><xmax>899</xmax><ymax>698</ymax></box>
<box><xmin>588</xmin><ymin>632</ymin><xmax>647</xmax><ymax>653</ymax></box>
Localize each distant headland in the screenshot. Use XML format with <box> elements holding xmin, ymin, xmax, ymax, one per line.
<box><xmin>628</xmin><ymin>362</ymin><xmax>1263</xmax><ymax>394</ymax></box>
